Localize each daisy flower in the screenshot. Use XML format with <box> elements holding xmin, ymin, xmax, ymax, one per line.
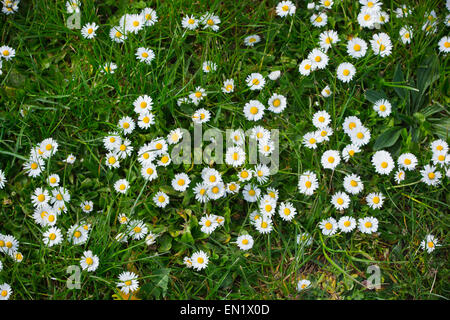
<box><xmin>1</xmin><ymin>235</ymin><xmax>18</xmax><ymax>255</ymax></box>
<box><xmin>65</xmin><ymin>154</ymin><xmax>77</xmax><ymax>164</ymax></box>
<box><xmin>276</xmin><ymin>1</ymin><xmax>296</xmax><ymax>17</ymax></box>
<box><xmin>342</xmin><ymin>116</ymin><xmax>362</xmax><ymax>135</ymax></box>
<box><xmin>242</xmin><ymin>184</ymin><xmax>261</xmax><ymax>203</ymax></box>
<box><xmin>80</xmin><ymin>250</ymin><xmax>99</xmax><ymax>272</ymax></box>
<box><xmin>172</xmin><ymin>173</ymin><xmax>191</xmax><ymax>192</ymax></box>
<box><xmin>182</xmin><ymin>15</ymin><xmax>199</xmax><ymax>30</ymax></box>
<box><xmin>189</xmin><ymin>86</ymin><xmax>207</xmax><ymax>105</ymax></box>
<box><xmin>347</xmin><ymin>37</ymin><xmax>368</xmax><ymax>59</ymax></box>
<box><xmin>67</xmin><ymin>224</ymin><xmax>89</xmax><ymax>245</ymax></box>
<box><xmin>357</xmin><ymin>8</ymin><xmax>376</xmax><ymax>29</ymax></box>
<box><xmin>267</xmin><ymin>93</ymin><xmax>287</xmax><ymax>113</ymax></box>
<box><xmin>254</xmin><ymin>164</ymin><xmax>270</xmax><ymax>184</ymax></box>
<box><xmin>229</xmin><ymin>129</ymin><xmax>245</xmax><ymax>146</ymax></box>
<box><xmin>394</xmin><ymin>169</ymin><xmax>406</xmax><ymax>184</ymax></box>
<box><xmin>114</xmin><ymin>179</ymin><xmax>130</xmax><ymax>194</ymax></box>
<box><xmin>350</xmin><ymin>125</ymin><xmax>371</xmax><ymax>146</ymax></box>
<box><xmin>193</xmin><ymin>182</ymin><xmax>209</xmax><ymax>203</ymax></box>
<box><xmin>319</xmin><ymin>30</ymin><xmax>339</xmax><ymax>51</ymax></box>
<box><xmin>331</xmin><ymin>191</ymin><xmax>350</xmax><ymax>211</ymax></box>
<box><xmin>137</xmin><ymin>112</ymin><xmax>155</xmax><ymax>129</ymax></box>
<box><xmin>397</xmin><ymin>153</ymin><xmax>418</xmax><ymax>171</ymax></box>
<box><xmin>222</xmin><ymin>78</ymin><xmax>235</xmax><ymax>94</ymax></box>
<box><xmin>420</xmin><ymin>234</ymin><xmax>439</xmax><ymax>253</ymax></box>
<box><xmin>297</xmin><ymin>280</ymin><xmax>311</xmax><ymax>292</ymax></box>
<box><xmin>366</xmin><ymin>192</ymin><xmax>384</xmax><ymax>209</ymax></box>
<box><xmin>105</xmin><ymin>152</ymin><xmax>120</xmax><ymax>169</ymax></box>
<box><xmin>153</xmin><ymin>191</ymin><xmax>169</xmax><ymax>208</ymax></box>
<box><xmin>31</xmin><ymin>187</ymin><xmax>50</xmax><ymax>208</ymax></box>
<box><xmin>51</xmin><ymin>187</ymin><xmax>70</xmax><ymax>207</ymax></box>
<box><xmin>0</xmin><ymin>169</ymin><xmax>5</xmax><ymax>189</ymax></box>
<box><xmin>438</xmin><ymin>36</ymin><xmax>450</xmax><ymax>54</ymax></box>
<box><xmin>372</xmin><ymin>150</ymin><xmax>395</xmax><ymax>175</ymax></box>
<box><xmin>200</xmin><ymin>12</ymin><xmax>220</xmax><ymax>32</ymax></box>
<box><xmin>100</xmin><ymin>62</ymin><xmax>117</xmax><ymax>74</ymax></box>
<box><xmin>250</xmin><ymin>126</ymin><xmax>271</xmax><ymax>142</ymax></box>
<box><xmin>311</xmin><ymin>12</ymin><xmax>327</xmax><ymax>27</ymax></box>
<box><xmin>278</xmin><ymin>202</ymin><xmax>297</xmax><ymax>221</ymax></box>
<box><xmin>358</xmin><ymin>217</ymin><xmax>379</xmax><ymax>234</ymax></box>
<box><xmin>319</xmin><ymin>217</ymin><xmax>338</xmax><ymax>236</ymax></box>
<box><xmin>268</xmin><ymin>70</ymin><xmax>281</xmax><ymax>80</ymax></box>
<box><xmin>192</xmin><ymin>250</ymin><xmax>209</xmax><ymax>271</ymax></box>
<box><xmin>145</xmin><ymin>232</ymin><xmax>158</xmax><ymax>246</ymax></box>
<box><xmin>338</xmin><ymin>216</ymin><xmax>356</xmax><ymax>233</ymax></box>
<box><xmin>321</xmin><ymin>150</ymin><xmax>341</xmax><ymax>170</ymax></box>
<box><xmin>118</xmin><ymin>213</ymin><xmax>129</xmax><ymax>225</ymax></box>
<box><xmin>66</xmin><ymin>0</ymin><xmax>80</xmax><ymax>14</ymax></box>
<box><xmin>199</xmin><ymin>215</ymin><xmax>219</xmax><ymax>235</ymax></box>
<box><xmin>371</xmin><ymin>33</ymin><xmax>392</xmax><ymax>57</ymax></box>
<box><xmin>236</xmin><ymin>168</ymin><xmax>252</xmax><ymax>183</ymax></box>
<box><xmin>118</xmin><ymin>116</ymin><xmax>135</xmax><ymax>135</ymax></box>
<box><xmin>109</xmin><ymin>26</ymin><xmax>127</xmax><ymax>43</ymax></box>
<box><xmin>127</xmin><ymin>220</ymin><xmax>148</xmax><ymax>240</ymax></box>
<box><xmin>342</xmin><ymin>144</ymin><xmax>361</xmax><ymax>162</ymax></box>
<box><xmin>302</xmin><ymin>131</ymin><xmax>320</xmax><ymax>149</ymax></box>
<box><xmin>115</xmin><ymin>139</ymin><xmax>133</xmax><ymax>159</ymax></box>
<box><xmin>43</xmin><ymin>226</ymin><xmax>63</xmax><ymax>247</ymax></box>
<box><xmin>40</xmin><ymin>138</ymin><xmax>58</xmax><ymax>158</ymax></box>
<box><xmin>430</xmin><ymin>139</ymin><xmax>448</xmax><ymax>154</ymax></box>
<box><xmin>244</xmin><ymin>34</ymin><xmax>261</xmax><ymax>47</ymax></box>
<box><xmin>343</xmin><ymin>173</ymin><xmax>364</xmax><ymax>195</ymax></box>
<box><xmin>225</xmin><ymin>146</ymin><xmax>246</xmax><ymax>167</ymax></box>
<box><xmin>207</xmin><ymin>182</ymin><xmax>226</xmax><ymax>200</ymax></box>
<box><xmin>373</xmin><ymin>99</ymin><xmax>392</xmax><ymax>117</ymax></box>
<box><xmin>135</xmin><ymin>47</ymin><xmax>155</xmax><ymax>64</ymax></box>
<box><xmin>125</xmin><ymin>13</ymin><xmax>144</xmax><ymax>34</ymax></box>
<box><xmin>420</xmin><ymin>164</ymin><xmax>442</xmax><ymax>186</ymax></box>
<box><xmin>399</xmin><ymin>26</ymin><xmax>413</xmax><ymax>44</ymax></box>
<box><xmin>394</xmin><ymin>5</ymin><xmax>412</xmax><ymax>18</ymax></box>
<box><xmin>81</xmin><ymin>22</ymin><xmax>98</xmax><ymax>39</ymax></box>
<box><xmin>321</xmin><ymin>85</ymin><xmax>332</xmax><ymax>97</ymax></box>
<box><xmin>47</xmin><ymin>174</ymin><xmax>60</xmax><ymax>187</ymax></box>
<box><xmin>298</xmin><ymin>171</ymin><xmax>319</xmax><ymax>196</ymax></box>
<box><xmin>297</xmin><ymin>232</ymin><xmax>313</xmax><ymax>246</ymax></box>
<box><xmin>259</xmin><ymin>139</ymin><xmax>276</xmax><ymax>156</ymax></box>
<box><xmin>336</xmin><ymin>62</ymin><xmax>356</xmax><ymax>83</ymax></box>
<box><xmin>141</xmin><ymin>7</ymin><xmax>158</xmax><ymax>27</ymax></box>
<box><xmin>308</xmin><ymin>48</ymin><xmax>329</xmax><ymax>70</ymax></box>
<box><xmin>202</xmin><ymin>61</ymin><xmax>217</xmax><ymax>73</ymax></box>
<box><xmin>299</xmin><ymin>59</ymin><xmax>313</xmax><ymax>76</ymax></box>
<box><xmin>117</xmin><ymin>271</ymin><xmax>139</xmax><ymax>294</ymax></box>
<box><xmin>103</xmin><ymin>133</ymin><xmax>122</xmax><ymax>151</ymax></box>
<box><xmin>432</xmin><ymin>152</ymin><xmax>449</xmax><ymax>167</ymax></box>
<box><xmin>236</xmin><ymin>234</ymin><xmax>254</xmax><ymax>251</ymax></box>
<box><xmin>243</xmin><ymin>100</ymin><xmax>265</xmax><ymax>121</ymax></box>
<box><xmin>80</xmin><ymin>200</ymin><xmax>94</xmax><ymax>213</ymax></box>
<box><xmin>0</xmin><ymin>283</ymin><xmax>12</xmax><ymax>300</ymax></box>
<box><xmin>312</xmin><ymin>110</ymin><xmax>331</xmax><ymax>128</ymax></box>
<box><xmin>255</xmin><ymin>216</ymin><xmax>273</xmax><ymax>234</ymax></box>
<box><xmin>202</xmin><ymin>168</ymin><xmax>222</xmax><ymax>185</ymax></box>
<box><xmin>226</xmin><ymin>182</ymin><xmax>240</xmax><ymax>194</ymax></box>
<box><xmin>183</xmin><ymin>256</ymin><xmax>193</xmax><ymax>268</ymax></box>
<box><xmin>246</xmin><ymin>73</ymin><xmax>265</xmax><ymax>90</ymax></box>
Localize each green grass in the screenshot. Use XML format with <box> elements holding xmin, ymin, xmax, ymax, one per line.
<box><xmin>0</xmin><ymin>0</ymin><xmax>449</xmax><ymax>300</ymax></box>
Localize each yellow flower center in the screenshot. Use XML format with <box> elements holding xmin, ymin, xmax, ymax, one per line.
<box><xmin>438</xmin><ymin>155</ymin><xmax>445</xmax><ymax>161</ymax></box>
<box><xmin>356</xmin><ymin>132</ymin><xmax>364</xmax><ymax>139</ymax></box>
<box><xmin>372</xmin><ymin>196</ymin><xmax>380</xmax><ymax>204</ymax></box>
<box><xmin>337</xmin><ymin>198</ymin><xmax>344</xmax><ymax>205</ymax></box>
<box><xmin>145</xmin><ymin>14</ymin><xmax>152</xmax><ymax>20</ymax></box>
<box><xmin>273</xmin><ymin>99</ymin><xmax>281</xmax><ymax>107</ymax></box>
<box><xmin>212</xmin><ymin>186</ymin><xmax>219</xmax><ymax>194</ymax></box>
<box><xmin>177</xmin><ymin>179</ymin><xmax>185</xmax><ymax>186</ymax></box>
<box><xmin>327</xmin><ymin>156</ymin><xmax>335</xmax><ymax>163</ymax></box>
<box><xmin>108</xmin><ymin>157</ymin><xmax>116</xmax><ymax>164</ymax></box>
<box><xmin>364</xmin><ymin>14</ymin><xmax>370</xmax><ymax>21</ymax></box>
<box><xmin>250</xmin><ymin>107</ymin><xmax>259</xmax><ymax>115</ymax></box>
<box><xmin>3</xmin><ymin>50</ymin><xmax>9</xmax><ymax>56</ymax></box>
<box><xmin>125</xmin><ymin>280</ymin><xmax>132</xmax><ymax>286</ymax></box>
<box><xmin>133</xmin><ymin>226</ymin><xmax>141</xmax><ymax>233</ymax></box>
<box><xmin>123</xmin><ymin>122</ymin><xmax>130</xmax><ymax>129</ymax></box>
<box><xmin>284</xmin><ymin>208</ymin><xmax>291</xmax><ymax>215</ymax></box>
<box><xmin>428</xmin><ymin>172</ymin><xmax>435</xmax><ymax>180</ymax></box>
<box><xmin>309</xmin><ymin>138</ymin><xmax>316</xmax><ymax>145</ymax></box>
<box><xmin>74</xmin><ymin>231</ymin><xmax>81</xmax><ymax>238</ymax></box>
<box><xmin>158</xmin><ymin>195</ymin><xmax>165</xmax><ymax>202</ymax></box>
<box><xmin>242</xmin><ymin>239</ymin><xmax>249</xmax><ymax>245</ymax></box>
<box><xmin>207</xmin><ymin>19</ymin><xmax>214</xmax><ymax>26</ymax></box>
<box><xmin>305</xmin><ymin>181</ymin><xmax>312</xmax><ymax>188</ymax></box>
<box><xmin>146</xmin><ymin>167</ymin><xmax>154</xmax><ymax>175</ymax></box>
<box><xmin>229</xmin><ymin>184</ymin><xmax>236</xmax><ymax>191</ymax></box>
<box><xmin>315</xmin><ymin>56</ymin><xmax>321</xmax><ymax>62</ymax></box>
<box><xmin>226</xmin><ymin>84</ymin><xmax>233</xmax><ymax>91</ymax></box>
<box><xmin>119</xmin><ymin>184</ymin><xmax>126</xmax><ymax>190</ymax></box>
<box><xmin>155</xmin><ymin>143</ymin><xmax>163</xmax><ymax>150</ymax></box>
<box><xmin>161</xmin><ymin>155</ymin><xmax>169</xmax><ymax>163</ymax></box>
<box><xmin>261</xmin><ymin>222</ymin><xmax>268</xmax><ymax>229</ymax></box>
<box><xmin>115</xmin><ymin>31</ymin><xmax>122</xmax><ymax>38</ymax></box>
<box><xmin>188</xmin><ymin>18</ymin><xmax>195</xmax><ymax>24</ymax></box>
<box><xmin>325</xmin><ymin>223</ymin><xmax>332</xmax><ymax>230</ymax></box>
<box><xmin>364</xmin><ymin>222</ymin><xmax>372</xmax><ymax>228</ymax></box>
<box><xmin>88</xmin><ymin>28</ymin><xmax>93</xmax><ymax>34</ymax></box>
<box><xmin>344</xmin><ymin>221</ymin><xmax>351</xmax><ymax>227</ymax></box>
<box><xmin>37</xmin><ymin>194</ymin><xmax>45</xmax><ymax>202</ymax></box>
<box><xmin>133</xmin><ymin>21</ymin><xmax>140</xmax><ymax>27</ymax></box>
<box><xmin>316</xmin><ymin>16</ymin><xmax>323</xmax><ymax>22</ymax></box>
<box><xmin>353</xmin><ymin>44</ymin><xmax>361</xmax><ymax>51</ymax></box>
<box><xmin>381</xmin><ymin>162</ymin><xmax>388</xmax><ymax>168</ymax></box>
<box><xmin>50</xmin><ymin>177</ymin><xmax>56</xmax><ymax>184</ymax></box>
<box><xmin>48</xmin><ymin>215</ymin><xmax>55</xmax><ymax>222</ymax></box>
<box><xmin>282</xmin><ymin>5</ymin><xmax>289</xmax><ymax>11</ymax></box>
<box><xmin>142</xmin><ymin>52</ymin><xmax>149</xmax><ymax>58</ymax></box>
<box><xmin>1</xmin><ymin>290</ymin><xmax>7</xmax><ymax>297</ymax></box>
<box><xmin>404</xmin><ymin>33</ymin><xmax>410</xmax><ymax>39</ymax></box>
<box><xmin>343</xmin><ymin>69</ymin><xmax>350</xmax><ymax>76</ymax></box>
<box><xmin>248</xmin><ymin>189</ymin><xmax>256</xmax><ymax>196</ymax></box>
<box><xmin>427</xmin><ymin>241</ymin><xmax>434</xmax><ymax>248</ymax></box>
<box><xmin>350</xmin><ymin>180</ymin><xmax>358</xmax><ymax>187</ymax></box>
<box><xmin>252</xmin><ymin>78</ymin><xmax>260</xmax><ymax>85</ymax></box>
<box><xmin>379</xmin><ymin>105</ymin><xmax>386</xmax><ymax>111</ymax></box>
<box><xmin>49</xmin><ymin>233</ymin><xmax>56</xmax><ymax>241</ymax></box>
<box><xmin>241</xmin><ymin>171</ymin><xmax>249</xmax><ymax>178</ymax></box>
<box><xmin>86</xmin><ymin>257</ymin><xmax>94</xmax><ymax>265</ymax></box>
<box><xmin>31</xmin><ymin>162</ymin><xmax>38</xmax><ymax>170</ymax></box>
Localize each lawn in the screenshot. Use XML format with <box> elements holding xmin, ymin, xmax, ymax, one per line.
<box><xmin>0</xmin><ymin>0</ymin><xmax>448</xmax><ymax>300</ymax></box>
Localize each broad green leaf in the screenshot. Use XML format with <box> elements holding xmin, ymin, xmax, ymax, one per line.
<box><xmin>373</xmin><ymin>127</ymin><xmax>402</xmax><ymax>151</ymax></box>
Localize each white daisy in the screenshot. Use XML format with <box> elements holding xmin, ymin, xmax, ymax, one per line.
<box><xmin>336</xmin><ymin>62</ymin><xmax>356</xmax><ymax>83</ymax></box>
<box><xmin>80</xmin><ymin>200</ymin><xmax>94</xmax><ymax>213</ymax></box>
<box><xmin>331</xmin><ymin>191</ymin><xmax>350</xmax><ymax>210</ymax></box>
<box><xmin>268</xmin><ymin>70</ymin><xmax>281</xmax><ymax>80</ymax></box>
<box><xmin>141</xmin><ymin>7</ymin><xmax>158</xmax><ymax>27</ymax></box>
<box><xmin>153</xmin><ymin>191</ymin><xmax>169</xmax><ymax>208</ymax></box>
<box><xmin>366</xmin><ymin>192</ymin><xmax>384</xmax><ymax>209</ymax></box>
<box><xmin>222</xmin><ymin>78</ymin><xmax>235</xmax><ymax>94</ymax></box>
<box><xmin>438</xmin><ymin>36</ymin><xmax>450</xmax><ymax>54</ymax></box>
<box><xmin>342</xmin><ymin>144</ymin><xmax>361</xmax><ymax>162</ymax></box>
<box><xmin>319</xmin><ymin>30</ymin><xmax>339</xmax><ymax>51</ymax></box>
<box><xmin>80</xmin><ymin>250</ymin><xmax>99</xmax><ymax>272</ymax></box>
<box><xmin>276</xmin><ymin>1</ymin><xmax>296</xmax><ymax>17</ymax></box>
<box><xmin>242</xmin><ymin>183</ymin><xmax>261</xmax><ymax>203</ymax></box>
<box><xmin>47</xmin><ymin>174</ymin><xmax>60</xmax><ymax>187</ymax></box>
<box><xmin>297</xmin><ymin>279</ymin><xmax>311</xmax><ymax>291</ymax></box>
<box><xmin>246</xmin><ymin>73</ymin><xmax>265</xmax><ymax>90</ymax></box>
<box><xmin>399</xmin><ymin>26</ymin><xmax>413</xmax><ymax>44</ymax></box>
<box><xmin>202</xmin><ymin>61</ymin><xmax>217</xmax><ymax>73</ymax></box>
<box><xmin>420</xmin><ymin>234</ymin><xmax>439</xmax><ymax>253</ymax></box>
<box><xmin>299</xmin><ymin>59</ymin><xmax>313</xmax><ymax>76</ymax></box>
<box><xmin>172</xmin><ymin>173</ymin><xmax>191</xmax><ymax>192</ymax></box>
<box><xmin>135</xmin><ymin>47</ymin><xmax>155</xmax><ymax>64</ymax></box>
<box><xmin>193</xmin><ymin>182</ymin><xmax>209</xmax><ymax>203</ymax></box>
<box><xmin>117</xmin><ymin>271</ymin><xmax>139</xmax><ymax>294</ymax></box>
<box><xmin>397</xmin><ymin>153</ymin><xmax>418</xmax><ymax>171</ymax></box>
<box><xmin>243</xmin><ymin>100</ymin><xmax>265</xmax><ymax>121</ymax></box>
<box><xmin>81</xmin><ymin>22</ymin><xmax>98</xmax><ymax>39</ymax></box>
<box><xmin>347</xmin><ymin>37</ymin><xmax>368</xmax><ymax>59</ymax></box>
<box><xmin>373</xmin><ymin>99</ymin><xmax>392</xmax><ymax>117</ymax></box>
<box><xmin>311</xmin><ymin>12</ymin><xmax>327</xmax><ymax>27</ymax></box>
<box><xmin>225</xmin><ymin>146</ymin><xmax>246</xmax><ymax>167</ymax></box>
<box><xmin>394</xmin><ymin>169</ymin><xmax>406</xmax><ymax>184</ymax></box>
<box><xmin>343</xmin><ymin>173</ymin><xmax>364</xmax><ymax>195</ymax></box>
<box><xmin>358</xmin><ymin>217</ymin><xmax>379</xmax><ymax>234</ymax></box>
<box><xmin>312</xmin><ymin>110</ymin><xmax>331</xmax><ymax>128</ymax></box>
<box><xmin>302</xmin><ymin>131</ymin><xmax>320</xmax><ymax>149</ymax></box>
<box><xmin>350</xmin><ymin>125</ymin><xmax>371</xmax><ymax>146</ymax></box>
<box><xmin>420</xmin><ymin>164</ymin><xmax>442</xmax><ymax>186</ymax></box>
<box><xmin>298</xmin><ymin>171</ymin><xmax>319</xmax><ymax>196</ymax></box>
<box><xmin>338</xmin><ymin>216</ymin><xmax>356</xmax><ymax>233</ymax></box>
<box><xmin>371</xmin><ymin>150</ymin><xmax>395</xmax><ymax>175</ymax></box>
<box><xmin>127</xmin><ymin>220</ymin><xmax>148</xmax><ymax>240</ymax></box>
<box><xmin>43</xmin><ymin>226</ymin><xmax>63</xmax><ymax>247</ymax></box>
<box><xmin>319</xmin><ymin>217</ymin><xmax>338</xmax><ymax>236</ymax></box>
<box><xmin>370</xmin><ymin>33</ymin><xmax>392</xmax><ymax>57</ymax></box>
<box><xmin>199</xmin><ymin>215</ymin><xmax>219</xmax><ymax>235</ymax></box>
<box><xmin>244</xmin><ymin>34</ymin><xmax>261</xmax><ymax>47</ymax></box>
<box><xmin>114</xmin><ymin>179</ymin><xmax>130</xmax><ymax>194</ymax></box>
<box><xmin>236</xmin><ymin>234</ymin><xmax>254</xmax><ymax>250</ymax></box>
<box><xmin>267</xmin><ymin>93</ymin><xmax>287</xmax><ymax>113</ymax></box>
<box><xmin>200</xmin><ymin>12</ymin><xmax>220</xmax><ymax>32</ymax></box>
<box><xmin>278</xmin><ymin>202</ymin><xmax>297</xmax><ymax>221</ymax></box>
<box><xmin>308</xmin><ymin>48</ymin><xmax>329</xmax><ymax>70</ymax></box>
<box><xmin>191</xmin><ymin>250</ymin><xmax>209</xmax><ymax>270</ymax></box>
<box><xmin>182</xmin><ymin>15</ymin><xmax>199</xmax><ymax>30</ymax></box>
<box><xmin>118</xmin><ymin>116</ymin><xmax>135</xmax><ymax>135</ymax></box>
<box><xmin>321</xmin><ymin>150</ymin><xmax>341</xmax><ymax>170</ymax></box>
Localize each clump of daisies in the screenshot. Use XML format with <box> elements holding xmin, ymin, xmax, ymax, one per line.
<box><xmin>319</xmin><ymin>216</ymin><xmax>378</xmax><ymax>236</ymax></box>
<box><xmin>302</xmin><ymin>110</ymin><xmax>333</xmax><ymax>150</ymax></box>
<box><xmin>108</xmin><ymin>8</ymin><xmax>158</xmax><ymax>43</ymax></box>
